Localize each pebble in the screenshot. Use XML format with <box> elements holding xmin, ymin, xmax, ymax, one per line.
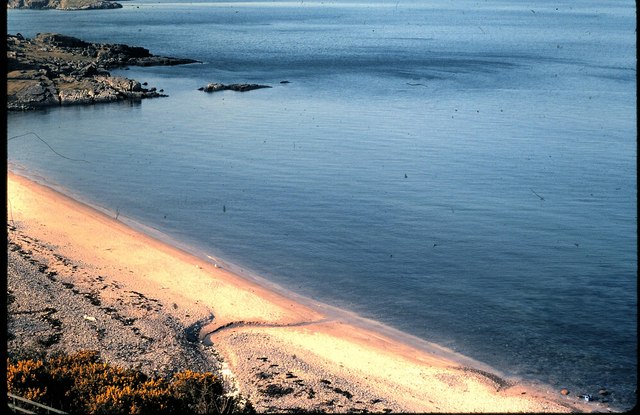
<box><xmin>560</xmin><ymin>388</ymin><xmax>569</xmax><ymax>395</ymax></box>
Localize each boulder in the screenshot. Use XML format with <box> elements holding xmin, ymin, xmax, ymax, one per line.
<box><xmin>200</xmin><ymin>83</ymin><xmax>227</xmax><ymax>92</ymax></box>
<box><xmin>8</xmin><ymin>79</ymin><xmax>59</xmax><ymax>110</ymax></box>
<box><xmin>58</xmin><ymin>88</ymin><xmax>95</xmax><ymax>106</ymax></box>
<box><xmin>100</xmin><ymin>76</ymin><xmax>142</xmax><ymax>93</ymax></box>
<box><xmin>74</xmin><ymin>63</ymin><xmax>99</xmax><ymax>77</ymax></box>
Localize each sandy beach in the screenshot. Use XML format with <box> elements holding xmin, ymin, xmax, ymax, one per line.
<box><xmin>7</xmin><ymin>171</ymin><xmax>606</xmax><ymax>413</ymax></box>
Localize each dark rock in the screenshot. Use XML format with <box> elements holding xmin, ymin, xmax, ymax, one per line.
<box><xmin>598</xmin><ymin>389</ymin><xmax>610</xmax><ymax>396</ymax></box>
<box><xmin>200</xmin><ymin>82</ymin><xmax>272</xmax><ymax>93</ymax></box>
<box><xmin>333</xmin><ymin>387</ymin><xmax>353</xmax><ymax>399</ymax></box>
<box><xmin>201</xmin><ymin>83</ymin><xmax>227</xmax><ymax>92</ymax></box>
<box><xmin>8</xmin><ymin>78</ymin><xmax>59</xmax><ymax>110</ymax></box>
<box><xmin>35</xmin><ymin>33</ymin><xmax>90</xmax><ymax>48</ymax></box>
<box><xmin>76</xmin><ymin>63</ymin><xmax>99</xmax><ymax>77</ymax></box>
<box><xmin>261</xmin><ymin>384</ymin><xmax>294</xmax><ymax>397</ymax></box>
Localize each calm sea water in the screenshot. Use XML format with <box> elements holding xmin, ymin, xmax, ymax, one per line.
<box><xmin>7</xmin><ymin>0</ymin><xmax>637</xmax><ymax>409</ymax></box>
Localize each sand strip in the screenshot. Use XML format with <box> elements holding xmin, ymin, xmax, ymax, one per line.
<box><xmin>7</xmin><ymin>172</ymin><xmax>601</xmax><ymax>413</ymax></box>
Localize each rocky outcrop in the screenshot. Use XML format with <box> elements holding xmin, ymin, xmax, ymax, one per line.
<box><xmin>198</xmin><ymin>83</ymin><xmax>272</xmax><ymax>93</ymax></box>
<box><xmin>7</xmin><ymin>33</ymin><xmax>199</xmax><ymax>110</ymax></box>
<box><xmin>7</xmin><ymin>0</ymin><xmax>123</xmax><ymax>10</ymax></box>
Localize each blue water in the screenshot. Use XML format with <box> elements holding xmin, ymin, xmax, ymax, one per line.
<box><xmin>7</xmin><ymin>0</ymin><xmax>637</xmax><ymax>409</ymax></box>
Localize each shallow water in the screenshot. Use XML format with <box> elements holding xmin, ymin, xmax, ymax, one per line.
<box><xmin>7</xmin><ymin>0</ymin><xmax>637</xmax><ymax>409</ymax></box>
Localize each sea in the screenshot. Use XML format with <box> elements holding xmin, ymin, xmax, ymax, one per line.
<box><xmin>7</xmin><ymin>0</ymin><xmax>637</xmax><ymax>409</ymax></box>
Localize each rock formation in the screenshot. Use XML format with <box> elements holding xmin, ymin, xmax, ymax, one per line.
<box><xmin>198</xmin><ymin>83</ymin><xmax>272</xmax><ymax>93</ymax></box>
<box><xmin>7</xmin><ymin>0</ymin><xmax>122</xmax><ymax>10</ymax></box>
<box><xmin>6</xmin><ymin>33</ymin><xmax>199</xmax><ymax>110</ymax></box>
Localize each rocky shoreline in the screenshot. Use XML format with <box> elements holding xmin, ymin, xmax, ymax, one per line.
<box><xmin>7</xmin><ymin>33</ymin><xmax>198</xmax><ymax>110</ymax></box>
<box><xmin>7</xmin><ymin>0</ymin><xmax>123</xmax><ymax>10</ymax></box>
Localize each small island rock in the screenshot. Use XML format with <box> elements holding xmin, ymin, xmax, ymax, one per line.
<box><xmin>199</xmin><ymin>83</ymin><xmax>272</xmax><ymax>93</ymax></box>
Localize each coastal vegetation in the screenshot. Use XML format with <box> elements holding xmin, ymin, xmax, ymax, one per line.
<box><xmin>7</xmin><ymin>350</ymin><xmax>254</xmax><ymax>414</ymax></box>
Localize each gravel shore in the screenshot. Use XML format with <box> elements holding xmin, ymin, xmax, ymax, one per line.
<box><xmin>6</xmin><ymin>222</ymin><xmax>402</xmax><ymax>413</ymax></box>
<box><xmin>6</xmin><ymin>172</ymin><xmax>600</xmax><ymax>413</ymax></box>
<box><xmin>7</xmin><ymin>223</ymin><xmax>223</xmax><ymax>380</ymax></box>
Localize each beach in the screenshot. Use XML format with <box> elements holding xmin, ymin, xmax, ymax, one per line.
<box><xmin>6</xmin><ymin>171</ymin><xmax>606</xmax><ymax>413</ymax></box>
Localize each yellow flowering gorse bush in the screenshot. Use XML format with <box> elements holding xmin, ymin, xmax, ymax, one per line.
<box><xmin>7</xmin><ymin>350</ymin><xmax>253</xmax><ymax>414</ymax></box>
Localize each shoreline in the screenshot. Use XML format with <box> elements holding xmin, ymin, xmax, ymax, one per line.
<box><xmin>7</xmin><ymin>171</ymin><xmax>604</xmax><ymax>412</ymax></box>
<box><xmin>7</xmin><ymin>165</ymin><xmax>499</xmax><ymax>373</ymax></box>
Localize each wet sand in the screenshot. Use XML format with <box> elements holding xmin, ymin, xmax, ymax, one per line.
<box><xmin>7</xmin><ymin>171</ymin><xmax>601</xmax><ymax>413</ymax></box>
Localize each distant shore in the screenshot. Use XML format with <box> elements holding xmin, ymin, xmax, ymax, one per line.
<box><xmin>7</xmin><ymin>0</ymin><xmax>122</xmax><ymax>11</ymax></box>
<box><xmin>6</xmin><ymin>171</ymin><xmax>602</xmax><ymax>413</ymax></box>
